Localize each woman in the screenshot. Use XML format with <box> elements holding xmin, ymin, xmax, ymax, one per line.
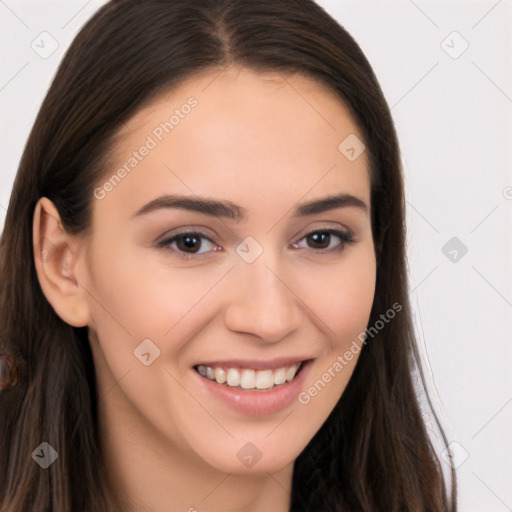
<box><xmin>0</xmin><ymin>0</ymin><xmax>457</xmax><ymax>510</ymax></box>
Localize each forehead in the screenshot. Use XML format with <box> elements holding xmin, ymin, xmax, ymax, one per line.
<box><xmin>100</xmin><ymin>66</ymin><xmax>370</xmax><ymax>219</ymax></box>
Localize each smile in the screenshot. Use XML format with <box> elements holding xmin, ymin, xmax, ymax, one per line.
<box><xmin>195</xmin><ymin>362</ymin><xmax>303</xmax><ymax>391</ymax></box>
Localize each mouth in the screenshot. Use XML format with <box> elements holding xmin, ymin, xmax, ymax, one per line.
<box><xmin>192</xmin><ymin>358</ymin><xmax>313</xmax><ymax>416</ymax></box>
<box><xmin>194</xmin><ymin>360</ymin><xmax>306</xmax><ymax>392</ymax></box>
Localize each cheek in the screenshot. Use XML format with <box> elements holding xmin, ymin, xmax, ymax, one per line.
<box><xmin>326</xmin><ymin>270</ymin><xmax>376</xmax><ymax>349</ymax></box>
<box><xmin>293</xmin><ymin>251</ymin><xmax>375</xmax><ymax>439</ymax></box>
<box><xmin>297</xmin><ymin>248</ymin><xmax>376</xmax><ymax>348</ymax></box>
<box><xmin>85</xmin><ymin>239</ymin><xmax>229</xmax><ymax>341</ymax></box>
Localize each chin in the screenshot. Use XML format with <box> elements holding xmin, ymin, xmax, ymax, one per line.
<box><xmin>188</xmin><ymin>434</ymin><xmax>305</xmax><ymax>476</ymax></box>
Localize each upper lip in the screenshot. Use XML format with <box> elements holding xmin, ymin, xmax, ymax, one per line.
<box><xmin>194</xmin><ymin>357</ymin><xmax>312</xmax><ymax>371</ymax></box>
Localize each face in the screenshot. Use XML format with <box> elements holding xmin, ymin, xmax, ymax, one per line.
<box><xmin>79</xmin><ymin>67</ymin><xmax>376</xmax><ymax>475</ymax></box>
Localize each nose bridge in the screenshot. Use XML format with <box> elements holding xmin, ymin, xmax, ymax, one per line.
<box><xmin>224</xmin><ymin>250</ymin><xmax>302</xmax><ymax>342</ymax></box>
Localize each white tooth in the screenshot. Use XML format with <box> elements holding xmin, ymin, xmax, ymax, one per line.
<box><xmin>226</xmin><ymin>368</ymin><xmax>241</xmax><ymax>387</ymax></box>
<box><xmin>197</xmin><ymin>365</ymin><xmax>207</xmax><ymax>377</ymax></box>
<box><xmin>240</xmin><ymin>369</ymin><xmax>256</xmax><ymax>389</ymax></box>
<box><xmin>211</xmin><ymin>363</ymin><xmax>302</xmax><ymax>388</ymax></box>
<box><xmin>273</xmin><ymin>367</ymin><xmax>287</xmax><ymax>385</ymax></box>
<box><xmin>285</xmin><ymin>364</ymin><xmax>298</xmax><ymax>382</ymax></box>
<box><xmin>256</xmin><ymin>369</ymin><xmax>274</xmax><ymax>390</ymax></box>
<box><xmin>214</xmin><ymin>367</ymin><xmax>227</xmax><ymax>384</ymax></box>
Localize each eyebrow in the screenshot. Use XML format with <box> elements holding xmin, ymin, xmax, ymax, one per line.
<box><xmin>132</xmin><ymin>193</ymin><xmax>368</xmax><ymax>221</ymax></box>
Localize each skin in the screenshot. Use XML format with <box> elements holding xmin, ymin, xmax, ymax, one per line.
<box><xmin>33</xmin><ymin>67</ymin><xmax>376</xmax><ymax>512</ymax></box>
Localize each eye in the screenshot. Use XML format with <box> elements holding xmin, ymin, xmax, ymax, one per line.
<box><xmin>157</xmin><ymin>231</ymin><xmax>219</xmax><ymax>259</ymax></box>
<box><xmin>157</xmin><ymin>227</ymin><xmax>354</xmax><ymax>260</ymax></box>
<box><xmin>292</xmin><ymin>229</ymin><xmax>354</xmax><ymax>252</ymax></box>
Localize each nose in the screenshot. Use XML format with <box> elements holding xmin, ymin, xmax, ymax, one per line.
<box><xmin>223</xmin><ymin>258</ymin><xmax>302</xmax><ymax>343</ymax></box>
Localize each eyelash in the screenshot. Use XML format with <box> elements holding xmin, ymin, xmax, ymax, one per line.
<box><xmin>157</xmin><ymin>228</ymin><xmax>355</xmax><ymax>261</ymax></box>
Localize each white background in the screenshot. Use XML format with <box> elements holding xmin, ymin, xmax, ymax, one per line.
<box><xmin>1</xmin><ymin>1</ymin><xmax>511</xmax><ymax>510</ymax></box>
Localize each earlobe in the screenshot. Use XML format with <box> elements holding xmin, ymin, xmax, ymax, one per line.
<box><xmin>32</xmin><ymin>197</ymin><xmax>91</xmax><ymax>327</ymax></box>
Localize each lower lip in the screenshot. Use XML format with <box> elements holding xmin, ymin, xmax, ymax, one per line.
<box><xmin>193</xmin><ymin>361</ymin><xmax>311</xmax><ymax>416</ymax></box>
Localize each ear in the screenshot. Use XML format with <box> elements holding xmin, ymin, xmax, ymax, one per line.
<box><xmin>33</xmin><ymin>197</ymin><xmax>91</xmax><ymax>327</ymax></box>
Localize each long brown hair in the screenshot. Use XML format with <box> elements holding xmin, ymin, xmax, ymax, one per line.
<box><xmin>0</xmin><ymin>0</ymin><xmax>457</xmax><ymax>510</ymax></box>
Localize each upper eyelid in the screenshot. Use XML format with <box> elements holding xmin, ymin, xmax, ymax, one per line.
<box><xmin>156</xmin><ymin>227</ymin><xmax>215</xmax><ymax>244</ymax></box>
<box><xmin>159</xmin><ymin>221</ymin><xmax>354</xmax><ymax>241</ymax></box>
